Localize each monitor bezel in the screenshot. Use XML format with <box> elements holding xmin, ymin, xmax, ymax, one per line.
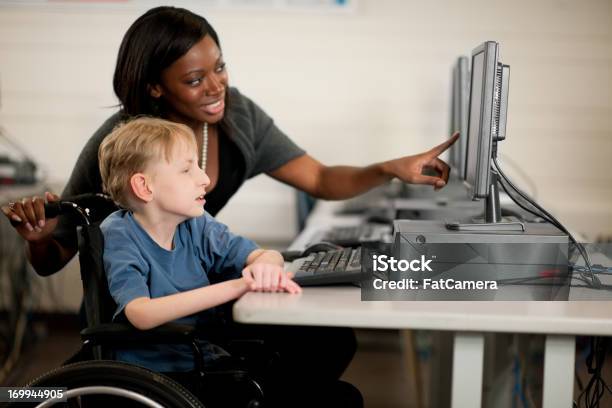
<box><xmin>464</xmin><ymin>41</ymin><xmax>499</xmax><ymax>199</ymax></box>
<box><xmin>455</xmin><ymin>56</ymin><xmax>469</xmax><ymax>180</ymax></box>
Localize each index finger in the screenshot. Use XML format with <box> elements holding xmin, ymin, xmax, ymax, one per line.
<box><xmin>427</xmin><ymin>132</ymin><xmax>460</xmax><ymax>158</ymax></box>
<box><xmin>32</xmin><ymin>196</ymin><xmax>46</xmax><ymax>227</ymax></box>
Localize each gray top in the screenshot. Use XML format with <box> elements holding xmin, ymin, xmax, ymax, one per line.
<box><xmin>54</xmin><ymin>87</ymin><xmax>306</xmax><ymax>248</ymax></box>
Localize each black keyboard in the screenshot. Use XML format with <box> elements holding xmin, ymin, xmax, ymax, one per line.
<box><xmin>293</xmin><ymin>247</ymin><xmax>362</xmax><ymax>286</ymax></box>
<box><xmin>322</xmin><ymin>225</ymin><xmax>374</xmax><ymax>247</ymax></box>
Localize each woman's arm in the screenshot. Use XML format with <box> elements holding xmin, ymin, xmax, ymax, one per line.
<box><xmin>269</xmin><ymin>133</ymin><xmax>459</xmax><ymax>200</ymax></box>
<box><xmin>27</xmin><ymin>237</ymin><xmax>78</xmax><ymax>277</ymax></box>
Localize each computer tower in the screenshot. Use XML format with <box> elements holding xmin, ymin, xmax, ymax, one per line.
<box><xmin>387</xmin><ymin>220</ymin><xmax>569</xmax><ymax>300</ymax></box>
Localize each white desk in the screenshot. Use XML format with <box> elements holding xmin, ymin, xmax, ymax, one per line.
<box><xmin>234</xmin><ymin>200</ymin><xmax>612</xmax><ymax>408</ymax></box>
<box><xmin>234</xmin><ymin>287</ymin><xmax>612</xmax><ymax>335</ymax></box>
<box><xmin>234</xmin><ymin>290</ymin><xmax>612</xmax><ymax>408</ymax></box>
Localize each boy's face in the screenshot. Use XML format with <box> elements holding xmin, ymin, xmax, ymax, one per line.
<box><xmin>146</xmin><ymin>140</ymin><xmax>210</xmax><ymax>221</ymax></box>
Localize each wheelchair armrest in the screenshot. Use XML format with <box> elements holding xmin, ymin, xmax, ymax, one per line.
<box><xmin>226</xmin><ymin>339</ymin><xmax>265</xmax><ymax>356</ymax></box>
<box><xmin>225</xmin><ymin>339</ymin><xmax>280</xmax><ymax>371</ymax></box>
<box><xmin>81</xmin><ymin>322</ymin><xmax>209</xmax><ymax>371</ymax></box>
<box><xmin>81</xmin><ymin>322</ymin><xmax>196</xmax><ymax>346</ymax></box>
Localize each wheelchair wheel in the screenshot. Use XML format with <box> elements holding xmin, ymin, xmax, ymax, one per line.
<box><xmin>8</xmin><ymin>360</ymin><xmax>204</xmax><ymax>408</ymax></box>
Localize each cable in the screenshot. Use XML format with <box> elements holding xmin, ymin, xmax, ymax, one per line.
<box><xmin>496</xmin><ymin>275</ymin><xmax>612</xmax><ymax>291</ymax></box>
<box><xmin>494</xmin><ymin>158</ymin><xmax>567</xmax><ymax>235</ymax></box>
<box><xmin>498</xmin><ymin>153</ymin><xmax>538</xmax><ymax>199</ymax></box>
<box><xmin>496</xmin><ymin>177</ymin><xmax>598</xmax><ymax>287</ymax></box>
<box><xmin>492</xmin><ymin>260</ymin><xmax>612</xmax><ymax>291</ymax></box>
<box><xmin>572</xmin><ymin>265</ymin><xmax>612</xmax><ymax>275</ymax></box>
<box><xmin>573</xmin><ymin>337</ymin><xmax>610</xmax><ymax>408</ymax></box>
<box><xmin>497</xmin><ymin>177</ymin><xmax>551</xmax><ymax>224</ymax></box>
<box><xmin>493</xmin><ymin>157</ymin><xmax>601</xmax><ymax>288</ymax></box>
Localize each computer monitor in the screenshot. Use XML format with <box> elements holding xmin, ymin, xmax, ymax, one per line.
<box><xmin>464</xmin><ymin>41</ymin><xmax>503</xmax><ymax>199</ymax></box>
<box><xmin>449</xmin><ymin>56</ymin><xmax>470</xmax><ymax>179</ymax></box>
<box><xmin>447</xmin><ymin>41</ymin><xmax>520</xmax><ymax>231</ymax></box>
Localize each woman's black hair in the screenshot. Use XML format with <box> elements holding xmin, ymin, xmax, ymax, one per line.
<box><xmin>113</xmin><ymin>6</ymin><xmax>230</xmax><ymax>132</ymax></box>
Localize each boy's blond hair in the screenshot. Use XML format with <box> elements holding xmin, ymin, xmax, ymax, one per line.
<box><xmin>99</xmin><ymin>117</ymin><xmax>197</xmax><ymax>209</ymax></box>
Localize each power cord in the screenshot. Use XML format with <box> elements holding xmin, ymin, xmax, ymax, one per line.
<box><xmin>573</xmin><ymin>337</ymin><xmax>611</xmax><ymax>408</ymax></box>
<box><xmin>496</xmin><ymin>274</ymin><xmax>612</xmax><ymax>291</ymax></box>
<box><xmin>498</xmin><ymin>152</ymin><xmax>538</xmax><ymax>199</ymax></box>
<box><xmin>493</xmin><ymin>157</ymin><xmax>601</xmax><ymax>289</ymax></box>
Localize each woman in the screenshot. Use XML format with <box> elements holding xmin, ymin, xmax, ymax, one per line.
<box><xmin>3</xmin><ymin>6</ymin><xmax>456</xmax><ymax>276</ymax></box>
<box><xmin>1</xmin><ymin>6</ymin><xmax>456</xmax><ymax>406</ymax></box>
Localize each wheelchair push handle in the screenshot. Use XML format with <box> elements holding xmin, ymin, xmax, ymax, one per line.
<box><xmin>35</xmin><ymin>193</ymin><xmax>115</xmax><ymax>225</ymax></box>
<box><xmin>43</xmin><ymin>200</ymin><xmax>90</xmax><ymax>224</ymax></box>
<box><xmin>4</xmin><ymin>195</ymin><xmax>72</xmax><ymax>224</ymax></box>
<box><xmin>42</xmin><ymin>198</ymin><xmax>92</xmax><ymax>226</ymax></box>
<box><xmin>6</xmin><ymin>197</ymin><xmax>86</xmax><ymax>228</ymax></box>
<box><xmin>43</xmin><ymin>193</ymin><xmax>115</xmax><ymax>225</ymax></box>
<box><xmin>6</xmin><ymin>193</ymin><xmax>114</xmax><ymax>230</ymax></box>
<box><xmin>44</xmin><ymin>201</ymin><xmax>63</xmax><ymax>219</ymax></box>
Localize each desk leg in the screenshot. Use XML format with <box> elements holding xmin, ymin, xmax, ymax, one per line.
<box><xmin>542</xmin><ymin>335</ymin><xmax>575</xmax><ymax>408</ymax></box>
<box><xmin>451</xmin><ymin>332</ymin><xmax>484</xmax><ymax>408</ymax></box>
<box><xmin>400</xmin><ymin>330</ymin><xmax>423</xmax><ymax>408</ymax></box>
<box><xmin>430</xmin><ymin>331</ymin><xmax>453</xmax><ymax>408</ymax></box>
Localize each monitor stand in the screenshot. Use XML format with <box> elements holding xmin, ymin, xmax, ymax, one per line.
<box><xmin>445</xmin><ymin>171</ymin><xmax>525</xmax><ymax>232</ymax></box>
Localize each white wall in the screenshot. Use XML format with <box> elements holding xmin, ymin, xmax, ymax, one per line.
<box><xmin>1</xmin><ymin>0</ymin><xmax>611</xmax><ymax>242</ymax></box>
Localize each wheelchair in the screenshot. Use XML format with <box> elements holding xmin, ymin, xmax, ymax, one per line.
<box><xmin>5</xmin><ymin>194</ymin><xmax>266</xmax><ymax>408</ymax></box>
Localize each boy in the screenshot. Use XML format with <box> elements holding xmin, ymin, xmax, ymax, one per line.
<box><xmin>98</xmin><ymin>117</ymin><xmax>301</xmax><ymax>373</ymax></box>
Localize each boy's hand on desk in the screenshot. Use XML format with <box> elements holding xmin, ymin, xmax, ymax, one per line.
<box><xmin>383</xmin><ymin>132</ymin><xmax>459</xmax><ymax>190</ymax></box>
<box><xmin>242</xmin><ymin>264</ymin><xmax>302</xmax><ymax>294</ymax></box>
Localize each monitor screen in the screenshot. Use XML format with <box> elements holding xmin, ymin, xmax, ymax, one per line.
<box><xmin>464</xmin><ymin>41</ymin><xmax>499</xmax><ymax>199</ymax></box>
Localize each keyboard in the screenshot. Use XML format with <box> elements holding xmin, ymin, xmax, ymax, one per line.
<box><xmin>322</xmin><ymin>225</ymin><xmax>376</xmax><ymax>247</ymax></box>
<box><xmin>290</xmin><ymin>247</ymin><xmax>362</xmax><ymax>286</ymax></box>
<box><xmin>336</xmin><ymin>185</ymin><xmax>391</xmax><ymax>215</ymax></box>
<box><xmin>311</xmin><ymin>223</ymin><xmax>391</xmax><ymax>248</ymax></box>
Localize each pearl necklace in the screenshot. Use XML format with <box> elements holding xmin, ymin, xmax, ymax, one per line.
<box><xmin>201</xmin><ymin>122</ymin><xmax>208</xmax><ymax>171</ymax></box>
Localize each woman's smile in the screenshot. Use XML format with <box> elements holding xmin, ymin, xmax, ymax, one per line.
<box><xmin>200</xmin><ymin>98</ymin><xmax>224</xmax><ymax>116</ymax></box>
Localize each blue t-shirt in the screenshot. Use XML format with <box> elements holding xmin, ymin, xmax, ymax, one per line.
<box><xmin>100</xmin><ymin>210</ymin><xmax>258</xmax><ymax>372</ymax></box>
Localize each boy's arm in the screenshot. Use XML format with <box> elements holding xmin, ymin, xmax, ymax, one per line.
<box><xmin>126</xmin><ymin>249</ymin><xmax>299</xmax><ymax>330</ymax></box>
<box><xmin>245</xmin><ymin>248</ymin><xmax>284</xmax><ymax>267</ymax></box>
<box><xmin>125</xmin><ymin>278</ymin><xmax>250</xmax><ymax>330</ymax></box>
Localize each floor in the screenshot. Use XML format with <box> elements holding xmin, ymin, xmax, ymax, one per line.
<box><xmin>4</xmin><ymin>318</ymin><xmax>415</xmax><ymax>407</ymax></box>
<box><xmin>3</xmin><ymin>317</ymin><xmax>611</xmax><ymax>408</ymax></box>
